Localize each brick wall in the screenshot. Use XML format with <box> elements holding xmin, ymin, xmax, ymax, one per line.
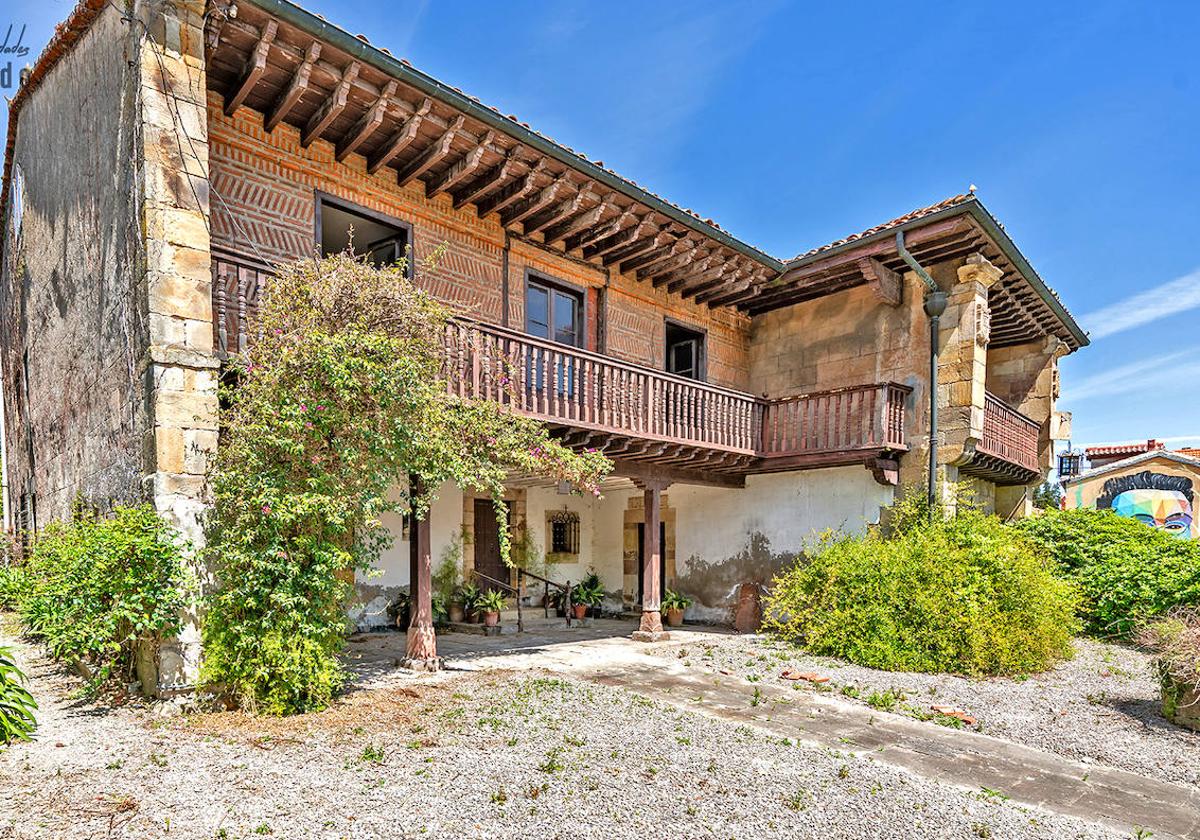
<box><xmin>207</xmin><ymin>100</ymin><xmax>751</xmax><ymax>388</ymax></box>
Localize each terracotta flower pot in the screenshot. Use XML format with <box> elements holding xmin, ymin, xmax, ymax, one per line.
<box><xmin>448</xmin><ymin>602</ymin><xmax>466</xmax><ymax>623</ymax></box>
<box><xmin>484</xmin><ymin>611</ymin><xmax>500</xmax><ymax>627</ymax></box>
<box><xmin>665</xmin><ymin>607</ymin><xmax>685</xmax><ymax>627</ymax></box>
<box><xmin>572</xmin><ymin>603</ymin><xmax>589</xmax><ymax>620</ymax></box>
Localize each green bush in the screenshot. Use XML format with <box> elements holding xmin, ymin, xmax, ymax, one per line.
<box><xmin>1015</xmin><ymin>508</ymin><xmax>1200</xmax><ymax>637</ymax></box>
<box><xmin>19</xmin><ymin>506</ymin><xmax>190</xmax><ymax>689</ymax></box>
<box><xmin>0</xmin><ymin>646</ymin><xmax>37</xmax><ymax>745</ymax></box>
<box><xmin>764</xmin><ymin>509</ymin><xmax>1078</xmax><ymax>675</ymax></box>
<box><xmin>0</xmin><ymin>564</ymin><xmax>29</xmax><ymax>611</ymax></box>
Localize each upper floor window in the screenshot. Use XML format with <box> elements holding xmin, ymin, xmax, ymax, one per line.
<box><xmin>526</xmin><ymin>275</ymin><xmax>582</xmax><ymax>348</ymax></box>
<box><xmin>665</xmin><ymin>321</ymin><xmax>705</xmax><ymax>381</ymax></box>
<box><xmin>317</xmin><ymin>194</ymin><xmax>409</xmax><ymax>269</ymax></box>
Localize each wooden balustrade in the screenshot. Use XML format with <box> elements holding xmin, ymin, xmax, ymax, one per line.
<box><xmin>442</xmin><ymin>320</ymin><xmax>763</xmax><ymax>453</ymax></box>
<box><xmin>978</xmin><ymin>392</ymin><xmax>1042</xmax><ymax>473</ymax></box>
<box><xmin>760</xmin><ymin>382</ymin><xmax>910</xmax><ymax>457</ymax></box>
<box><xmin>211</xmin><ymin>256</ymin><xmax>911</xmax><ymax>466</ymax></box>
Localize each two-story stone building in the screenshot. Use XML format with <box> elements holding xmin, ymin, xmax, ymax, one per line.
<box><xmin>0</xmin><ymin>0</ymin><xmax>1087</xmax><ymax>686</ymax></box>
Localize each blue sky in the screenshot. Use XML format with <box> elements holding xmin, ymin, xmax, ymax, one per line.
<box><xmin>4</xmin><ymin>0</ymin><xmax>1198</xmax><ymax>449</ymax></box>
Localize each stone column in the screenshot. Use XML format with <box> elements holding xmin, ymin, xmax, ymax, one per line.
<box><xmin>632</xmin><ymin>481</ymin><xmax>670</xmax><ymax>642</ymax></box>
<box><xmin>937</xmin><ymin>253</ymin><xmax>1002</xmax><ymax>510</ymax></box>
<box><xmin>136</xmin><ymin>0</ymin><xmax>219</xmax><ymax>694</ymax></box>
<box><xmin>403</xmin><ymin>476</ymin><xmax>442</xmax><ymax>671</ymax></box>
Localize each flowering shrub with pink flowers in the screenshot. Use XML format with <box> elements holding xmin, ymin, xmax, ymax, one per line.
<box><xmin>201</xmin><ymin>251</ymin><xmax>609</xmax><ymax>714</ymax></box>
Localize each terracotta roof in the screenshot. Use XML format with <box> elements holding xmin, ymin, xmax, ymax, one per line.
<box><xmin>1085</xmin><ymin>439</ymin><xmax>1166</xmax><ymax>458</ymax></box>
<box><xmin>786</xmin><ymin>193</ymin><xmax>975</xmax><ymax>263</ymax></box>
<box><xmin>1176</xmin><ymin>447</ymin><xmax>1200</xmax><ymax>459</ymax></box>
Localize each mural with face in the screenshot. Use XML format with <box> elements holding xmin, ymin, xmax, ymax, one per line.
<box><xmin>1096</xmin><ymin>471</ymin><xmax>1195</xmax><ymax>538</ymax></box>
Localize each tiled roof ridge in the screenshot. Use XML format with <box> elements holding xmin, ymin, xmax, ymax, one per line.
<box><xmin>1085</xmin><ymin>439</ymin><xmax>1166</xmax><ymax>456</ymax></box>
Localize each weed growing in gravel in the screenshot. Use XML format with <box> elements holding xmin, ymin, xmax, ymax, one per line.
<box><xmin>149</xmin><ymin>752</ymin><xmax>167</xmax><ymax>768</ymax></box>
<box><xmin>840</xmin><ymin>684</ymin><xmax>860</xmax><ymax>699</ymax></box>
<box><xmin>866</xmin><ymin>688</ymin><xmax>905</xmax><ymax>711</ymax></box>
<box><xmin>970</xmin><ymin>822</ymin><xmax>993</xmax><ymax>838</ymax></box>
<box><xmin>538</xmin><ymin>747</ymin><xmax>565</xmax><ymax>773</ymax></box>
<box><xmin>750</xmin><ymin>687</ymin><xmax>763</xmax><ymax>706</ymax></box>
<box><xmin>253</xmin><ymin>824</ymin><xmax>272</xmax><ymax>835</ymax></box>
<box><xmin>105</xmin><ymin>759</ymin><xmax>123</xmax><ymax>770</ymax></box>
<box><xmin>977</xmin><ymin>786</ymin><xmax>1010</xmax><ymax>802</ymax></box>
<box><xmin>490</xmin><ymin>786</ymin><xmax>508</xmax><ymax>805</ymax></box>
<box><xmin>784</xmin><ymin>788</ymin><xmax>810</xmax><ymax>811</ymax></box>
<box><xmin>837</xmin><ymin>764</ymin><xmax>850</xmax><ymax>779</ymax></box>
<box><xmin>359</xmin><ymin>743</ymin><xmax>385</xmax><ymax>764</ymax></box>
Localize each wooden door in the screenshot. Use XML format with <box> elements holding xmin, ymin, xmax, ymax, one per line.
<box><xmin>636</xmin><ymin>521</ymin><xmax>667</xmax><ymax>605</ymax></box>
<box><xmin>473</xmin><ymin>499</ymin><xmax>510</xmax><ymax>588</ymax></box>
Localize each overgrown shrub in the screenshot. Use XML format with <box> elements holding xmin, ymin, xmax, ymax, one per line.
<box><xmin>18</xmin><ymin>506</ymin><xmax>190</xmax><ymax>690</ymax></box>
<box><xmin>1015</xmin><ymin>508</ymin><xmax>1200</xmax><ymax>637</ymax></box>
<box><xmin>764</xmin><ymin>506</ymin><xmax>1078</xmax><ymax>675</ymax></box>
<box><xmin>1138</xmin><ymin>608</ymin><xmax>1200</xmax><ymax>726</ymax></box>
<box><xmin>0</xmin><ymin>646</ymin><xmax>36</xmax><ymax>745</ymax></box>
<box><xmin>0</xmin><ymin>564</ymin><xmax>29</xmax><ymax>611</ymax></box>
<box><xmin>203</xmin><ymin>253</ymin><xmax>609</xmax><ymax>715</ymax></box>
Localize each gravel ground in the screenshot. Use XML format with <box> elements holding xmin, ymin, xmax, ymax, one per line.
<box><xmin>0</xmin><ymin>634</ymin><xmax>1119</xmax><ymax>840</ymax></box>
<box><xmin>660</xmin><ymin>634</ymin><xmax>1200</xmax><ymax>788</ymax></box>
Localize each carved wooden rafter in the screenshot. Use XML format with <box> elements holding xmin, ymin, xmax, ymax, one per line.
<box><xmin>858</xmin><ymin>256</ymin><xmax>901</xmax><ymax>307</ymax></box>
<box><xmin>524</xmin><ymin>181</ymin><xmax>593</xmax><ymax>235</ymax></box>
<box><xmin>426</xmin><ymin>131</ymin><xmax>495</xmax><ymax>197</ymax></box>
<box><xmin>395</xmin><ymin>115</ymin><xmax>464</xmax><ymax>187</ymax></box>
<box><xmin>474</xmin><ymin>159</ymin><xmax>547</xmax><ymax>218</ymax></box>
<box><xmin>224</xmin><ymin>19</ymin><xmax>277</xmax><ymax>116</ymax></box>
<box><xmin>603</xmin><ymin>229</ymin><xmax>673</xmax><ymax>268</ymax></box>
<box><xmin>585</xmin><ymin>220</ymin><xmax>655</xmax><ymax>260</ymax></box>
<box><xmin>566</xmin><ymin>209</ymin><xmax>636</xmax><ymax>252</ymax></box>
<box><xmin>264</xmin><ymin>41</ymin><xmax>320</xmax><ymax>132</ymax></box>
<box><xmin>543</xmin><ymin>193</ymin><xmax>617</xmax><ymax>246</ymax></box>
<box><xmin>301</xmin><ymin>61</ymin><xmax>361</xmax><ymax>148</ymax></box>
<box><xmin>635</xmin><ymin>239</ymin><xmax>702</xmax><ymax>280</ymax></box>
<box><xmin>452</xmin><ymin>144</ymin><xmax>525</xmax><ymax>209</ymax></box>
<box><xmin>650</xmin><ymin>250</ymin><xmax>719</xmax><ymax>288</ymax></box>
<box><xmin>366</xmin><ymin>97</ymin><xmax>431</xmax><ymax>175</ymax></box>
<box><xmin>500</xmin><ymin>175</ymin><xmax>572</xmax><ymax>227</ymax></box>
<box><xmin>336</xmin><ymin>80</ymin><xmax>397</xmax><ymax>162</ymax></box>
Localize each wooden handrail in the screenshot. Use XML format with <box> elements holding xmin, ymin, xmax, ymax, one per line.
<box><xmin>212</xmin><ymin>256</ymin><xmax>911</xmax><ymax>463</ymax></box>
<box><xmin>978</xmin><ymin>391</ymin><xmax>1041</xmax><ymax>472</ymax></box>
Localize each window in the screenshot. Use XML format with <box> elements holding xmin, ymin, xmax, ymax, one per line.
<box><xmin>526</xmin><ymin>276</ymin><xmax>583</xmax><ymax>347</ymax></box>
<box><xmin>317</xmin><ymin>195</ymin><xmax>409</xmax><ymax>269</ymax></box>
<box><xmin>665</xmin><ymin>321</ymin><xmax>705</xmax><ymax>381</ymax></box>
<box><xmin>547</xmin><ymin>510</ymin><xmax>581</xmax><ymax>557</ymax></box>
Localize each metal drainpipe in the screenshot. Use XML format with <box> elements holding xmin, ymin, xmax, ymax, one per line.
<box><xmin>895</xmin><ymin>231</ymin><xmax>948</xmax><ymax>517</ymax></box>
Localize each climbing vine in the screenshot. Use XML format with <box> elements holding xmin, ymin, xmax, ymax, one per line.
<box><xmin>202</xmin><ymin>252</ymin><xmax>609</xmax><ymax>714</ymax></box>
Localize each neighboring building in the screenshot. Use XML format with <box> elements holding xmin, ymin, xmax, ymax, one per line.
<box><xmin>1084</xmin><ymin>439</ymin><xmax>1167</xmax><ymax>470</ymax></box>
<box><xmin>0</xmin><ymin>0</ymin><xmax>1088</xmax><ymax>687</ymax></box>
<box><xmin>1063</xmin><ymin>450</ymin><xmax>1200</xmax><ymax>539</ymax></box>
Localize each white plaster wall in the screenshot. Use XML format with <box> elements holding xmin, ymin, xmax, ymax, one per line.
<box><xmin>349</xmin><ymin>479</ymin><xmax>463</xmax><ymax>629</ymax></box>
<box><xmin>671</xmin><ymin>466</ymin><xmax>893</xmax><ymax>621</ymax></box>
<box><xmin>523</xmin><ymin>485</ymin><xmax>628</xmax><ymax>594</ymax></box>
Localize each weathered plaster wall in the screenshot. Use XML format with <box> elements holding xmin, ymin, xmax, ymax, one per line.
<box><xmin>1</xmin><ymin>5</ymin><xmax>148</xmax><ymax>527</ymax></box>
<box><xmin>206</xmin><ymin>103</ymin><xmax>752</xmax><ymax>389</ymax></box>
<box><xmin>671</xmin><ymin>467</ymin><xmax>893</xmax><ymax>621</ymax></box>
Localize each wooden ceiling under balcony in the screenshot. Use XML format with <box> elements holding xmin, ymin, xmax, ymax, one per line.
<box><xmin>203</xmin><ymin>3</ymin><xmax>779</xmax><ymax>309</ymax></box>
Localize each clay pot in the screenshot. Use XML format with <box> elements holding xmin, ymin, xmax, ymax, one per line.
<box><xmin>572</xmin><ymin>603</ymin><xmax>589</xmax><ymax>620</ymax></box>
<box><xmin>448</xmin><ymin>602</ymin><xmax>466</xmax><ymax>623</ymax></box>
<box><xmin>664</xmin><ymin>607</ymin><xmax>685</xmax><ymax>628</ymax></box>
<box><xmin>484</xmin><ymin>611</ymin><xmax>500</xmax><ymax>627</ymax></box>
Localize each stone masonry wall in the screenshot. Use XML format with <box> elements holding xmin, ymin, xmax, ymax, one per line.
<box><xmin>0</xmin><ymin>5</ymin><xmax>149</xmax><ymax>529</ymax></box>
<box><xmin>206</xmin><ymin>103</ymin><xmax>751</xmax><ymax>389</ymax></box>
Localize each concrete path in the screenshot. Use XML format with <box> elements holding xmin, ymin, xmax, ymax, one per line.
<box><xmin>350</xmin><ymin>627</ymin><xmax>1200</xmax><ymax>839</ymax></box>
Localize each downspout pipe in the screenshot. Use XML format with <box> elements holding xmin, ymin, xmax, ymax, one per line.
<box><xmin>896</xmin><ymin>231</ymin><xmax>948</xmax><ymax>517</ymax></box>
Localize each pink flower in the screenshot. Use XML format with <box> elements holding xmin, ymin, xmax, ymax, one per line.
<box><xmin>261</xmin><ymin>504</ymin><xmax>272</xmax><ymax>514</ymax></box>
<box><xmin>300</xmin><ymin>403</ymin><xmax>307</xmax><ymax>412</ymax></box>
<box><xmin>305</xmin><ymin>421</ymin><xmax>313</xmax><ymax>429</ymax></box>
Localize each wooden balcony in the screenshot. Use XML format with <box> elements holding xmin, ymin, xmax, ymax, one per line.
<box><xmin>960</xmin><ymin>391</ymin><xmax>1043</xmax><ymax>485</ymax></box>
<box><xmin>211</xmin><ymin>255</ymin><xmax>911</xmax><ymax>486</ymax></box>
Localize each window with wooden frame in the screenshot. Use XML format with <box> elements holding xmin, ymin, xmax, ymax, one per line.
<box><xmin>546</xmin><ymin>509</ymin><xmax>581</xmax><ymax>559</ymax></box>
<box><xmin>525</xmin><ymin>273</ymin><xmax>584</xmax><ymax>348</ymax></box>
<box><xmin>316</xmin><ymin>193</ymin><xmax>411</xmax><ymax>271</ymax></box>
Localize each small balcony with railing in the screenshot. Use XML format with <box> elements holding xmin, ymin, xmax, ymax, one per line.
<box><xmin>959</xmin><ymin>391</ymin><xmax>1044</xmax><ymax>485</ymax></box>
<box><xmin>211</xmin><ymin>255</ymin><xmax>912</xmax><ymax>486</ymax></box>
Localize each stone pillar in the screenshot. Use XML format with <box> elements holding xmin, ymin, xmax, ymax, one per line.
<box><xmin>403</xmin><ymin>476</ymin><xmax>441</xmax><ymax>671</ymax></box>
<box><xmin>632</xmin><ymin>481</ymin><xmax>670</xmax><ymax>642</ymax></box>
<box><xmin>137</xmin><ymin>0</ymin><xmax>219</xmax><ymax>693</ymax></box>
<box><xmin>937</xmin><ymin>253</ymin><xmax>1002</xmax><ymax>510</ymax></box>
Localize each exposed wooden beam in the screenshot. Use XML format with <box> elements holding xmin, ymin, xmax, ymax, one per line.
<box><xmin>366</xmin><ymin>98</ymin><xmax>431</xmax><ymax>175</ymax></box>
<box><xmin>301</xmin><ymin>61</ymin><xmax>361</xmax><ymax>148</ymax></box>
<box><xmin>524</xmin><ymin>182</ymin><xmax>592</xmax><ymax>235</ymax></box>
<box><xmin>543</xmin><ymin>193</ymin><xmax>616</xmax><ymax>246</ymax></box>
<box><xmin>618</xmin><ymin>236</ymin><xmax>688</xmax><ymax>274</ymax></box>
<box><xmin>585</xmin><ymin>219</ymin><xmax>654</xmax><ymax>260</ymax></box>
<box><xmin>672</xmin><ymin>263</ymin><xmax>738</xmax><ymax>296</ymax></box>
<box><xmin>395</xmin><ymin>115</ymin><xmax>464</xmax><ymax>188</ymax></box>
<box><xmin>859</xmin><ymin>256</ymin><xmax>901</xmax><ymax>307</ymax></box>
<box><xmin>634</xmin><ymin>240</ymin><xmax>702</xmax><ymax>280</ymax></box>
<box><xmin>500</xmin><ymin>175</ymin><xmax>572</xmax><ymax>227</ymax></box>
<box><xmin>335</xmin><ymin>80</ymin><xmax>397</xmax><ymax>162</ymax></box>
<box><xmin>697</xmin><ymin>278</ymin><xmax>753</xmax><ymax>307</ymax></box>
<box><xmin>224</xmin><ymin>19</ymin><xmax>277</xmax><ymax>116</ymax></box>
<box><xmin>566</xmin><ymin>209</ymin><xmax>636</xmax><ymax>252</ymax></box>
<box><xmin>452</xmin><ymin>144</ymin><xmax>525</xmax><ymax>210</ymax></box>
<box><xmin>651</xmin><ymin>251</ymin><xmax>719</xmax><ymax>288</ymax></box>
<box><xmin>602</xmin><ymin>229</ymin><xmax>671</xmax><ymax>267</ymax></box>
<box><xmin>426</xmin><ymin>131</ymin><xmax>495</xmax><ymax>197</ymax></box>
<box><xmin>474</xmin><ymin>159</ymin><xmax>546</xmax><ymax>218</ymax></box>
<box><xmin>264</xmin><ymin>41</ymin><xmax>320</xmax><ymax>132</ymax></box>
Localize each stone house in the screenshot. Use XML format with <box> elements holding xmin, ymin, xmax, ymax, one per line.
<box><xmin>0</xmin><ymin>0</ymin><xmax>1088</xmax><ymax>687</ymax></box>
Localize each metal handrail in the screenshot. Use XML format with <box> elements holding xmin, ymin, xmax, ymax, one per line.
<box><xmin>469</xmin><ymin>569</ymin><xmax>522</xmax><ymax>632</ymax></box>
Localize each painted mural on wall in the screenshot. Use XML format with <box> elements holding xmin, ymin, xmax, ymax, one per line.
<box><xmin>1095</xmin><ymin>471</ymin><xmax>1194</xmax><ymax>539</ymax></box>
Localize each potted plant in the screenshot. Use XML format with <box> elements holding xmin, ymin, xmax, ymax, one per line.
<box><xmin>459</xmin><ymin>581</ymin><xmax>482</xmax><ymax>623</ymax></box>
<box><xmin>580</xmin><ymin>571</ymin><xmax>604</xmax><ymax>618</ymax></box>
<box><xmin>448</xmin><ymin>584</ymin><xmax>468</xmax><ymax>623</ymax></box>
<box><xmin>570</xmin><ymin>581</ymin><xmax>597</xmax><ymax>620</ymax></box>
<box><xmin>662</xmin><ymin>589</ymin><xmax>692</xmax><ymax>628</ymax></box>
<box><xmin>476</xmin><ymin>588</ymin><xmax>507</xmax><ymax>627</ymax></box>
